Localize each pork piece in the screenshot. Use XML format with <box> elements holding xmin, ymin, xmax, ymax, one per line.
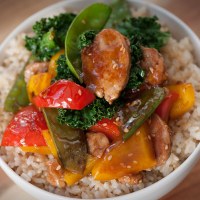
<box><xmin>24</xmin><ymin>62</ymin><xmax>49</xmax><ymax>83</ymax></box>
<box><xmin>47</xmin><ymin>160</ymin><xmax>65</xmax><ymax>188</ymax></box>
<box><xmin>140</xmin><ymin>47</ymin><xmax>167</xmax><ymax>86</ymax></box>
<box><xmin>87</xmin><ymin>132</ymin><xmax>110</xmax><ymax>158</ymax></box>
<box><xmin>81</xmin><ymin>28</ymin><xmax>131</xmax><ymax>104</ymax></box>
<box><xmin>149</xmin><ymin>114</ymin><xmax>172</xmax><ymax>166</ymax></box>
<box><xmin>118</xmin><ymin>173</ymin><xmax>143</xmax><ymax>185</ymax></box>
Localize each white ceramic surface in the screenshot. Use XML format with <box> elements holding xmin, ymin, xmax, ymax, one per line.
<box><xmin>0</xmin><ymin>0</ymin><xmax>200</xmax><ymax>200</ymax></box>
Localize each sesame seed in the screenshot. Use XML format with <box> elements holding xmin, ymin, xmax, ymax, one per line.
<box><xmin>78</xmin><ymin>89</ymin><xmax>82</xmax><ymax>96</ymax></box>
<box><xmin>148</xmin><ymin>135</ymin><xmax>151</xmax><ymax>140</ymax></box>
<box><xmin>133</xmin><ymin>160</ymin><xmax>138</xmax><ymax>164</ymax></box>
<box><xmin>128</xmin><ymin>153</ymin><xmax>133</xmax><ymax>157</ymax></box>
<box><xmin>136</xmin><ymin>131</ymin><xmax>141</xmax><ymax>136</ymax></box>
<box><xmin>67</xmin><ymin>98</ymin><xmax>72</xmax><ymax>102</ymax></box>
<box><xmin>116</xmin><ymin>117</ymin><xmax>120</xmax><ymax>122</ymax></box>
<box><xmin>112</xmin><ymin>63</ymin><xmax>118</xmax><ymax>69</ymax></box>
<box><xmin>56</xmin><ymin>165</ymin><xmax>61</xmax><ymax>171</ymax></box>
<box><xmin>124</xmin><ymin>127</ymin><xmax>129</xmax><ymax>133</ymax></box>
<box><xmin>151</xmin><ymin>133</ymin><xmax>155</xmax><ymax>137</ymax></box>
<box><xmin>165</xmin><ymin>145</ymin><xmax>168</xmax><ymax>150</ymax></box>
<box><xmin>139</xmin><ymin>180</ymin><xmax>142</xmax><ymax>183</ymax></box>
<box><xmin>102</xmin><ymin>123</ymin><xmax>107</xmax><ymax>127</ymax></box>
<box><xmin>127</xmin><ymin>165</ymin><xmax>131</xmax><ymax>169</ymax></box>
<box><xmin>149</xmin><ymin>67</ymin><xmax>154</xmax><ymax>73</ymax></box>
<box><xmin>107</xmin><ymin>155</ymin><xmax>112</xmax><ymax>161</ymax></box>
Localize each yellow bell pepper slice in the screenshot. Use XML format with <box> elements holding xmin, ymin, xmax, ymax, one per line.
<box><xmin>42</xmin><ymin>130</ymin><xmax>58</xmax><ymax>158</ymax></box>
<box><xmin>49</xmin><ymin>49</ymin><xmax>65</xmax><ymax>78</ymax></box>
<box><xmin>167</xmin><ymin>83</ymin><xmax>195</xmax><ymax>119</ymax></box>
<box><xmin>27</xmin><ymin>72</ymin><xmax>52</xmax><ymax>102</ymax></box>
<box><xmin>92</xmin><ymin>123</ymin><xmax>156</xmax><ymax>181</ymax></box>
<box><xmin>21</xmin><ymin>146</ymin><xmax>51</xmax><ymax>155</ymax></box>
<box><xmin>64</xmin><ymin>155</ymin><xmax>98</xmax><ymax>186</ymax></box>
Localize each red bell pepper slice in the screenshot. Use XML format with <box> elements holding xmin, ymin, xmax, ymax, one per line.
<box><xmin>1</xmin><ymin>105</ymin><xmax>47</xmax><ymax>146</ymax></box>
<box><xmin>156</xmin><ymin>91</ymin><xmax>179</xmax><ymax>121</ymax></box>
<box><xmin>89</xmin><ymin>118</ymin><xmax>121</xmax><ymax>141</ymax></box>
<box><xmin>33</xmin><ymin>80</ymin><xmax>95</xmax><ymax>110</ymax></box>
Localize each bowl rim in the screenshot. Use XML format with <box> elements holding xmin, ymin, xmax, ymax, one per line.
<box><xmin>0</xmin><ymin>0</ymin><xmax>200</xmax><ymax>200</ymax></box>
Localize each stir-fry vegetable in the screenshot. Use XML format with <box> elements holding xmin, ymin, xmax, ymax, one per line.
<box><xmin>121</xmin><ymin>87</ymin><xmax>165</xmax><ymax>140</ymax></box>
<box><xmin>156</xmin><ymin>91</ymin><xmax>179</xmax><ymax>121</ymax></box>
<box><xmin>4</xmin><ymin>67</ymin><xmax>29</xmax><ymax>113</ymax></box>
<box><xmin>25</xmin><ymin>13</ymin><xmax>76</xmax><ymax>61</ymax></box>
<box><xmin>1</xmin><ymin>105</ymin><xmax>47</xmax><ymax>146</ymax></box>
<box><xmin>105</xmin><ymin>0</ymin><xmax>131</xmax><ymax>28</ymax></box>
<box><xmin>57</xmin><ymin>98</ymin><xmax>120</xmax><ymax>130</ymax></box>
<box><xmin>64</xmin><ymin>155</ymin><xmax>98</xmax><ymax>186</ymax></box>
<box><xmin>89</xmin><ymin>118</ymin><xmax>121</xmax><ymax>141</ymax></box>
<box><xmin>166</xmin><ymin>83</ymin><xmax>195</xmax><ymax>119</ymax></box>
<box><xmin>92</xmin><ymin>123</ymin><xmax>156</xmax><ymax>180</ymax></box>
<box><xmin>49</xmin><ymin>49</ymin><xmax>65</xmax><ymax>78</ymax></box>
<box><xmin>27</xmin><ymin>72</ymin><xmax>52</xmax><ymax>102</ymax></box>
<box><xmin>53</xmin><ymin>55</ymin><xmax>79</xmax><ymax>83</ymax></box>
<box><xmin>33</xmin><ymin>80</ymin><xmax>95</xmax><ymax>110</ymax></box>
<box><xmin>43</xmin><ymin>108</ymin><xmax>87</xmax><ymax>173</ymax></box>
<box><xmin>116</xmin><ymin>16</ymin><xmax>170</xmax><ymax>51</ymax></box>
<box><xmin>65</xmin><ymin>3</ymin><xmax>111</xmax><ymax>81</ymax></box>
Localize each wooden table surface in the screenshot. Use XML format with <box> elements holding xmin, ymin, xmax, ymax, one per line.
<box><xmin>0</xmin><ymin>0</ymin><xmax>200</xmax><ymax>200</ymax></box>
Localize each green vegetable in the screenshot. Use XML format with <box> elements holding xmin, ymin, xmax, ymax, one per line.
<box><xmin>57</xmin><ymin>98</ymin><xmax>120</xmax><ymax>130</ymax></box>
<box><xmin>65</xmin><ymin>3</ymin><xmax>111</xmax><ymax>82</ymax></box>
<box><xmin>126</xmin><ymin>35</ymin><xmax>145</xmax><ymax>90</ymax></box>
<box><xmin>106</xmin><ymin>0</ymin><xmax>132</xmax><ymax>28</ymax></box>
<box><xmin>53</xmin><ymin>55</ymin><xmax>79</xmax><ymax>83</ymax></box>
<box><xmin>121</xmin><ymin>87</ymin><xmax>165</xmax><ymax>140</ymax></box>
<box><xmin>25</xmin><ymin>13</ymin><xmax>75</xmax><ymax>61</ymax></box>
<box><xmin>43</xmin><ymin>108</ymin><xmax>87</xmax><ymax>173</ymax></box>
<box><xmin>116</xmin><ymin>16</ymin><xmax>170</xmax><ymax>50</ymax></box>
<box><xmin>4</xmin><ymin>67</ymin><xmax>29</xmax><ymax>113</ymax></box>
<box><xmin>77</xmin><ymin>30</ymin><xmax>97</xmax><ymax>50</ymax></box>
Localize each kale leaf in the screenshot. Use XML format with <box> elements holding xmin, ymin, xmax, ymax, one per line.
<box><xmin>57</xmin><ymin>98</ymin><xmax>121</xmax><ymax>130</ymax></box>
<box><xmin>116</xmin><ymin>16</ymin><xmax>170</xmax><ymax>51</ymax></box>
<box><xmin>53</xmin><ymin>54</ymin><xmax>79</xmax><ymax>83</ymax></box>
<box><xmin>125</xmin><ymin>35</ymin><xmax>145</xmax><ymax>90</ymax></box>
<box><xmin>77</xmin><ymin>30</ymin><xmax>97</xmax><ymax>50</ymax></box>
<box><xmin>25</xmin><ymin>13</ymin><xmax>76</xmax><ymax>61</ymax></box>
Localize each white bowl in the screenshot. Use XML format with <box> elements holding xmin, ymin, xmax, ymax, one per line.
<box><xmin>0</xmin><ymin>0</ymin><xmax>200</xmax><ymax>200</ymax></box>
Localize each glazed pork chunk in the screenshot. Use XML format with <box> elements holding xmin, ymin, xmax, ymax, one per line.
<box><xmin>81</xmin><ymin>29</ymin><xmax>131</xmax><ymax>104</ymax></box>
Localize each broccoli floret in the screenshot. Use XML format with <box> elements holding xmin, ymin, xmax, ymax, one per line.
<box><xmin>77</xmin><ymin>30</ymin><xmax>97</xmax><ymax>50</ymax></box>
<box><xmin>53</xmin><ymin>54</ymin><xmax>79</xmax><ymax>83</ymax></box>
<box><xmin>25</xmin><ymin>13</ymin><xmax>76</xmax><ymax>61</ymax></box>
<box><xmin>57</xmin><ymin>98</ymin><xmax>121</xmax><ymax>130</ymax></box>
<box><xmin>116</xmin><ymin>16</ymin><xmax>170</xmax><ymax>50</ymax></box>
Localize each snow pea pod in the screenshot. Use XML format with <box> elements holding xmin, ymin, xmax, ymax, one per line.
<box><xmin>121</xmin><ymin>87</ymin><xmax>165</xmax><ymax>141</ymax></box>
<box><xmin>106</xmin><ymin>0</ymin><xmax>131</xmax><ymax>28</ymax></box>
<box><xmin>65</xmin><ymin>3</ymin><xmax>111</xmax><ymax>82</ymax></box>
<box><xmin>4</xmin><ymin>67</ymin><xmax>29</xmax><ymax>113</ymax></box>
<box><xmin>43</xmin><ymin>108</ymin><xmax>87</xmax><ymax>173</ymax></box>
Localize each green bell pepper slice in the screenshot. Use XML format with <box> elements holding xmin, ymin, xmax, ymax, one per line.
<box><xmin>43</xmin><ymin>108</ymin><xmax>87</xmax><ymax>173</ymax></box>
<box><xmin>65</xmin><ymin>3</ymin><xmax>111</xmax><ymax>82</ymax></box>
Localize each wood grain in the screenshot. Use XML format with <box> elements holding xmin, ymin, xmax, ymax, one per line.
<box><xmin>0</xmin><ymin>0</ymin><xmax>200</xmax><ymax>200</ymax></box>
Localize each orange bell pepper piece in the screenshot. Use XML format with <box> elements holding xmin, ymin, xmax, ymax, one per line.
<box><xmin>27</xmin><ymin>72</ymin><xmax>52</xmax><ymax>102</ymax></box>
<box><xmin>42</xmin><ymin>130</ymin><xmax>58</xmax><ymax>158</ymax></box>
<box><xmin>20</xmin><ymin>146</ymin><xmax>51</xmax><ymax>155</ymax></box>
<box><xmin>92</xmin><ymin>123</ymin><xmax>156</xmax><ymax>181</ymax></box>
<box><xmin>166</xmin><ymin>83</ymin><xmax>195</xmax><ymax>119</ymax></box>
